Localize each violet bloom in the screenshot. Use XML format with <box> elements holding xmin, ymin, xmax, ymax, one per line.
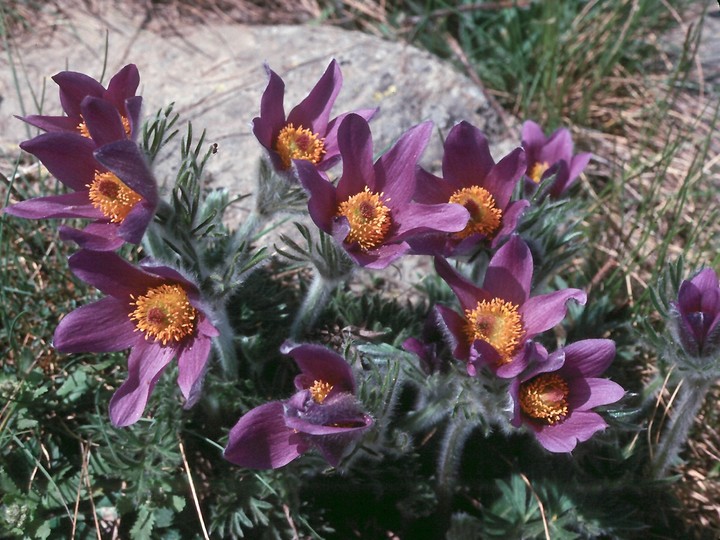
<box><xmin>53</xmin><ymin>251</ymin><xmax>219</xmax><ymax>427</ymax></box>
<box><xmin>253</xmin><ymin>59</ymin><xmax>377</xmax><ymax>176</ymax></box>
<box><xmin>22</xmin><ymin>64</ymin><xmax>142</xmax><ymax>141</ymax></box>
<box><xmin>296</xmin><ymin>113</ymin><xmax>469</xmax><ymax>269</ymax></box>
<box><xmin>4</xmin><ymin>100</ymin><xmax>158</xmax><ymax>251</ymax></box>
<box><xmin>434</xmin><ymin>235</ymin><xmax>586</xmax><ymax>378</ymax></box>
<box><xmin>224</xmin><ymin>342</ymin><xmax>373</xmax><ymax>469</ymax></box>
<box><xmin>509</xmin><ymin>340</ymin><xmax>625</xmax><ymax>453</ymax></box>
<box><xmin>671</xmin><ymin>268</ymin><xmax>720</xmax><ymax>358</ymax></box>
<box><xmin>410</xmin><ymin>121</ymin><xmax>528</xmax><ymax>257</ymax></box>
<box><xmin>521</xmin><ymin>120</ymin><xmax>592</xmax><ymax>199</ymax></box>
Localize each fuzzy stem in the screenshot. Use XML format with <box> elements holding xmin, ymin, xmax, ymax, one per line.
<box><xmin>436</xmin><ymin>417</ymin><xmax>476</xmax><ymax>521</ymax></box>
<box><xmin>651</xmin><ymin>376</ymin><xmax>713</xmax><ymax>479</ymax></box>
<box><xmin>211</xmin><ymin>304</ymin><xmax>238</xmax><ymax>380</ymax></box>
<box><xmin>289</xmin><ymin>271</ymin><xmax>335</xmax><ymax>340</ymax></box>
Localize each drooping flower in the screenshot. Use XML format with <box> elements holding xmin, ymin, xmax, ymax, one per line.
<box><xmin>252</xmin><ymin>59</ymin><xmax>377</xmax><ymax>176</ymax></box>
<box><xmin>410</xmin><ymin>121</ymin><xmax>528</xmax><ymax>257</ymax></box>
<box><xmin>509</xmin><ymin>340</ymin><xmax>625</xmax><ymax>453</ymax></box>
<box><xmin>53</xmin><ymin>251</ymin><xmax>219</xmax><ymax>427</ymax></box>
<box><xmin>22</xmin><ymin>64</ymin><xmax>142</xmax><ymax>140</ymax></box>
<box><xmin>296</xmin><ymin>114</ymin><xmax>469</xmax><ymax>269</ymax></box>
<box><xmin>670</xmin><ymin>267</ymin><xmax>720</xmax><ymax>359</ymax></box>
<box><xmin>521</xmin><ymin>120</ymin><xmax>592</xmax><ymax>199</ymax></box>
<box><xmin>434</xmin><ymin>235</ymin><xmax>586</xmax><ymax>377</ymax></box>
<box><xmin>224</xmin><ymin>342</ymin><xmax>373</xmax><ymax>469</ymax></box>
<box><xmin>4</xmin><ymin>100</ymin><xmax>158</xmax><ymax>251</ymax></box>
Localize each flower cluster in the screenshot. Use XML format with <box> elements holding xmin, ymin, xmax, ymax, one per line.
<box><xmin>4</xmin><ymin>65</ymin><xmax>217</xmax><ymax>426</ymax></box>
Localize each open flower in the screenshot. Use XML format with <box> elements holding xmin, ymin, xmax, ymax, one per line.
<box><xmin>434</xmin><ymin>235</ymin><xmax>586</xmax><ymax>377</ymax></box>
<box><xmin>224</xmin><ymin>342</ymin><xmax>373</xmax><ymax>469</ymax></box>
<box><xmin>4</xmin><ymin>101</ymin><xmax>158</xmax><ymax>251</ymax></box>
<box><xmin>253</xmin><ymin>59</ymin><xmax>377</xmax><ymax>176</ymax></box>
<box><xmin>53</xmin><ymin>251</ymin><xmax>219</xmax><ymax>427</ymax></box>
<box><xmin>410</xmin><ymin>121</ymin><xmax>528</xmax><ymax>257</ymax></box>
<box><xmin>521</xmin><ymin>120</ymin><xmax>592</xmax><ymax>199</ymax></box>
<box><xmin>22</xmin><ymin>64</ymin><xmax>142</xmax><ymax>140</ymax></box>
<box><xmin>671</xmin><ymin>267</ymin><xmax>720</xmax><ymax>359</ymax></box>
<box><xmin>509</xmin><ymin>340</ymin><xmax>625</xmax><ymax>453</ymax></box>
<box><xmin>296</xmin><ymin>114</ymin><xmax>469</xmax><ymax>269</ymax></box>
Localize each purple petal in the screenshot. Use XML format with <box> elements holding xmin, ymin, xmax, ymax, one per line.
<box><xmin>104</xmin><ymin>64</ymin><xmax>140</xmax><ymax>112</ymax></box>
<box><xmin>560</xmin><ymin>339</ymin><xmax>616</xmax><ymax>378</ymax></box>
<box><xmin>3</xmin><ymin>191</ymin><xmax>100</xmax><ymax>219</ymax></box>
<box><xmin>434</xmin><ymin>256</ymin><xmax>486</xmax><ymax>311</ymax></box>
<box><xmin>521</xmin><ymin>288</ymin><xmax>587</xmax><ymax>338</ymax></box>
<box><xmin>434</xmin><ymin>304</ymin><xmax>470</xmax><ymax>361</ymax></box>
<box><xmin>442</xmin><ymin>121</ymin><xmax>494</xmax><ymax>187</ymax></box>
<box><xmin>284</xmin><ymin>342</ymin><xmax>355</xmax><ymax>394</ymax></box>
<box><xmin>569</xmin><ymin>152</ymin><xmax>592</xmax><ymax>182</ymax></box>
<box><xmin>68</xmin><ymin>250</ymin><xmax>161</xmax><ymax>299</ymax></box>
<box><xmin>296</xmin><ymin>160</ymin><xmax>337</xmax><ymax>233</ymax></box>
<box><xmin>490</xmin><ymin>200</ymin><xmax>529</xmax><ymax>249</ymax></box>
<box><xmin>534</xmin><ymin>411</ymin><xmax>608</xmax><ymax>453</ymax></box>
<box><xmin>125</xmin><ymin>96</ymin><xmax>143</xmax><ymax>140</ymax></box>
<box><xmin>375</xmin><ymin>121</ymin><xmax>432</xmax><ymax>203</ymax></box>
<box><xmin>539</xmin><ymin>128</ymin><xmax>573</xmax><ymax>164</ymax></box>
<box><xmin>521</xmin><ymin>120</ymin><xmax>546</xmax><ymax>155</ymax></box>
<box><xmin>392</xmin><ymin>202</ymin><xmax>468</xmax><ymax>240</ymax></box>
<box><xmin>224</xmin><ymin>401</ymin><xmax>308</xmax><ymax>469</ymax></box>
<box><xmin>336</xmin><ymin>114</ymin><xmax>375</xmax><ymax>201</ymax></box>
<box><xmin>484</xmin><ymin>147</ymin><xmax>527</xmax><ymax>209</ymax></box>
<box><xmin>413</xmin><ymin>168</ymin><xmax>454</xmax><ymax>205</ymax></box>
<box><xmin>691</xmin><ymin>267</ymin><xmax>720</xmax><ymax>291</ymax></box>
<box><xmin>53</xmin><ymin>70</ymin><xmax>104</xmax><ymax>117</ymax></box>
<box><xmin>287</xmin><ymin>59</ymin><xmax>341</xmax><ymax>134</ymax></box>
<box><xmin>59</xmin><ymin>223</ymin><xmax>126</xmax><ymax>251</ymax></box>
<box><xmin>81</xmin><ymin>96</ymin><xmax>127</xmax><ymax>145</ymax></box>
<box><xmin>117</xmin><ymin>202</ymin><xmax>154</xmax><ymax>245</ymax></box>
<box><xmin>20</xmin><ymin>114</ymin><xmax>80</xmax><ymax>133</ymax></box>
<box><xmin>348</xmin><ymin>241</ymin><xmax>410</xmax><ymax>270</ymax></box>
<box><xmin>109</xmin><ymin>339</ymin><xmax>176</xmax><ymax>427</ymax></box>
<box><xmin>93</xmin><ymin>140</ymin><xmax>158</xmax><ymax>204</ymax></box>
<box><xmin>254</xmin><ymin>66</ymin><xmax>286</xmax><ymax>149</ymax></box>
<box><xmin>322</xmin><ymin>107</ymin><xmax>378</xmax><ymax>161</ymax></box>
<box><xmin>176</xmin><ymin>333</ymin><xmax>213</xmax><ymax>403</ymax></box>
<box><xmin>467</xmin><ymin>339</ymin><xmax>502</xmax><ymax>376</ymax></box>
<box><xmin>483</xmin><ymin>235</ymin><xmax>533</xmax><ymax>306</ymax></box>
<box><xmin>53</xmin><ymin>297</ymin><xmax>137</xmax><ymax>353</ymax></box>
<box><xmin>570</xmin><ymin>378</ymin><xmax>625</xmax><ymax>411</ymax></box>
<box><xmin>20</xmin><ymin>133</ymin><xmax>97</xmax><ymax>191</ymax></box>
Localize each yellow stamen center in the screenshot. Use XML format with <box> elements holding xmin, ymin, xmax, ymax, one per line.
<box><xmin>275</xmin><ymin>123</ymin><xmax>326</xmax><ymax>170</ymax></box>
<box><xmin>309</xmin><ymin>380</ymin><xmax>334</xmax><ymax>403</ymax></box>
<box><xmin>77</xmin><ymin>115</ymin><xmax>132</xmax><ymax>139</ymax></box>
<box><xmin>448</xmin><ymin>186</ymin><xmax>502</xmax><ymax>239</ymax></box>
<box><xmin>464</xmin><ymin>298</ymin><xmax>524</xmax><ymax>366</ymax></box>
<box><xmin>519</xmin><ymin>373</ymin><xmax>570</xmax><ymax>425</ymax></box>
<box><xmin>337</xmin><ymin>187</ymin><xmax>392</xmax><ymax>251</ymax></box>
<box><xmin>129</xmin><ymin>284</ymin><xmax>197</xmax><ymax>345</ymax></box>
<box><xmin>87</xmin><ymin>171</ymin><xmax>143</xmax><ymax>223</ymax></box>
<box><xmin>529</xmin><ymin>161</ymin><xmax>550</xmax><ymax>183</ymax></box>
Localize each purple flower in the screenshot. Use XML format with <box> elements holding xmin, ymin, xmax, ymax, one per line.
<box><xmin>671</xmin><ymin>268</ymin><xmax>720</xmax><ymax>358</ymax></box>
<box><xmin>4</xmin><ymin>110</ymin><xmax>158</xmax><ymax>251</ymax></box>
<box><xmin>22</xmin><ymin>64</ymin><xmax>142</xmax><ymax>140</ymax></box>
<box><xmin>296</xmin><ymin>114</ymin><xmax>469</xmax><ymax>269</ymax></box>
<box><xmin>434</xmin><ymin>235</ymin><xmax>586</xmax><ymax>377</ymax></box>
<box><xmin>253</xmin><ymin>59</ymin><xmax>377</xmax><ymax>175</ymax></box>
<box><xmin>53</xmin><ymin>251</ymin><xmax>219</xmax><ymax>427</ymax></box>
<box><xmin>410</xmin><ymin>121</ymin><xmax>528</xmax><ymax>257</ymax></box>
<box><xmin>521</xmin><ymin>120</ymin><xmax>592</xmax><ymax>199</ymax></box>
<box><xmin>224</xmin><ymin>342</ymin><xmax>373</xmax><ymax>469</ymax></box>
<box><xmin>509</xmin><ymin>340</ymin><xmax>625</xmax><ymax>453</ymax></box>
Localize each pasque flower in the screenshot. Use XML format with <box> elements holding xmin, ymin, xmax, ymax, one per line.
<box><xmin>521</xmin><ymin>120</ymin><xmax>592</xmax><ymax>199</ymax></box>
<box><xmin>671</xmin><ymin>267</ymin><xmax>720</xmax><ymax>359</ymax></box>
<box><xmin>253</xmin><ymin>59</ymin><xmax>377</xmax><ymax>175</ymax></box>
<box><xmin>224</xmin><ymin>342</ymin><xmax>373</xmax><ymax>469</ymax></box>
<box><xmin>4</xmin><ymin>98</ymin><xmax>158</xmax><ymax>251</ymax></box>
<box><xmin>296</xmin><ymin>113</ymin><xmax>469</xmax><ymax>269</ymax></box>
<box><xmin>434</xmin><ymin>235</ymin><xmax>586</xmax><ymax>377</ymax></box>
<box><xmin>53</xmin><ymin>251</ymin><xmax>219</xmax><ymax>427</ymax></box>
<box><xmin>22</xmin><ymin>64</ymin><xmax>142</xmax><ymax>141</ymax></box>
<box><xmin>509</xmin><ymin>340</ymin><xmax>625</xmax><ymax>453</ymax></box>
<box><xmin>410</xmin><ymin>121</ymin><xmax>528</xmax><ymax>257</ymax></box>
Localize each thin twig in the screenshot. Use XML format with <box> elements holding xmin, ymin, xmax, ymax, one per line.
<box><xmin>520</xmin><ymin>473</ymin><xmax>550</xmax><ymax>540</ymax></box>
<box><xmin>179</xmin><ymin>439</ymin><xmax>210</xmax><ymax>540</ymax></box>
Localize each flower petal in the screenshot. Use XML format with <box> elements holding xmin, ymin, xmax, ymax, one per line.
<box><xmin>484</xmin><ymin>147</ymin><xmax>526</xmax><ymax>209</ymax></box>
<box><xmin>3</xmin><ymin>192</ymin><xmax>101</xmax><ymax>220</ymax></box>
<box><xmin>534</xmin><ymin>411</ymin><xmax>608</xmax><ymax>453</ymax></box>
<box><xmin>434</xmin><ymin>304</ymin><xmax>471</xmax><ymax>361</ymax></box>
<box><xmin>442</xmin><ymin>121</ymin><xmax>494</xmax><ymax>187</ymax></box>
<box><xmin>93</xmin><ymin>140</ymin><xmax>158</xmax><ymax>205</ymax></box>
<box><xmin>104</xmin><ymin>64</ymin><xmax>140</xmax><ymax>112</ymax></box>
<box><xmin>570</xmin><ymin>377</ymin><xmax>625</xmax><ymax>411</ymax></box>
<box><xmin>81</xmin><ymin>96</ymin><xmax>127</xmax><ymax>146</ymax></box>
<box><xmin>322</xmin><ymin>107</ymin><xmax>378</xmax><ymax>163</ymax></box>
<box><xmin>560</xmin><ymin>339</ymin><xmax>616</xmax><ymax>378</ymax></box>
<box><xmin>59</xmin><ymin>223</ymin><xmax>126</xmax><ymax>251</ymax></box>
<box><xmin>483</xmin><ymin>235</ymin><xmax>533</xmax><ymax>306</ymax></box>
<box><xmin>20</xmin><ymin>132</ymin><xmax>97</xmax><ymax>191</ymax></box>
<box><xmin>176</xmin><ymin>333</ymin><xmax>213</xmax><ymax>405</ymax></box>
<box><xmin>224</xmin><ymin>401</ymin><xmax>308</xmax><ymax>469</ymax></box>
<box><xmin>335</xmin><ymin>113</ymin><xmax>375</xmax><ymax>201</ymax></box>
<box><xmin>253</xmin><ymin>65</ymin><xmax>286</xmax><ymax>149</ymax></box>
<box><xmin>287</xmin><ymin>59</ymin><xmax>341</xmax><ymax>134</ymax></box>
<box><xmin>53</xmin><ymin>297</ymin><xmax>137</xmax><ymax>353</ymax></box>
<box><xmin>68</xmin><ymin>250</ymin><xmax>161</xmax><ymax>299</ymax></box>
<box><xmin>296</xmin><ymin>160</ymin><xmax>337</xmax><ymax>234</ymax></box>
<box><xmin>375</xmin><ymin>121</ymin><xmax>432</xmax><ymax>203</ymax></box>
<box><xmin>20</xmin><ymin>114</ymin><xmax>80</xmax><ymax>133</ymax></box>
<box><xmin>109</xmin><ymin>339</ymin><xmax>176</xmax><ymax>427</ymax></box>
<box><xmin>521</xmin><ymin>288</ymin><xmax>587</xmax><ymax>338</ymax></box>
<box><xmin>53</xmin><ymin>70</ymin><xmax>105</xmax><ymax>117</ymax></box>
<box><xmin>284</xmin><ymin>342</ymin><xmax>355</xmax><ymax>394</ymax></box>
<box><xmin>539</xmin><ymin>128</ymin><xmax>572</xmax><ymax>164</ymax></box>
<box><xmin>434</xmin><ymin>256</ymin><xmax>487</xmax><ymax>311</ymax></box>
